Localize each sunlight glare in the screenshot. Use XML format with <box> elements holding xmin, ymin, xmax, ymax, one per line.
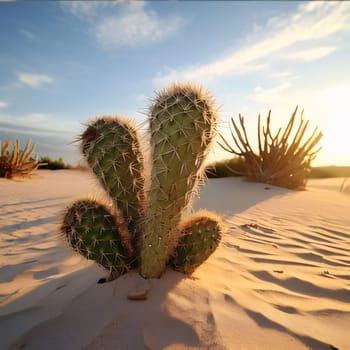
<box><xmin>311</xmin><ymin>85</ymin><xmax>350</xmax><ymax>165</ymax></box>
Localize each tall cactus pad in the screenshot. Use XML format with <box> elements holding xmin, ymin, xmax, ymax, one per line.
<box><xmin>172</xmin><ymin>211</ymin><xmax>223</xmax><ymax>275</ymax></box>
<box><xmin>61</xmin><ymin>199</ymin><xmax>133</xmax><ymax>280</ymax></box>
<box><xmin>80</xmin><ymin>116</ymin><xmax>145</xmax><ymax>244</ymax></box>
<box><xmin>140</xmin><ymin>83</ymin><xmax>218</xmax><ymax>278</ymax></box>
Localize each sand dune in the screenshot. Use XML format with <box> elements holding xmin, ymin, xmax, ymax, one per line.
<box><xmin>0</xmin><ymin>170</ymin><xmax>349</xmax><ymax>349</ymax></box>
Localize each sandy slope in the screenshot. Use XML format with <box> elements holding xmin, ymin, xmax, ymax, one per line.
<box><xmin>0</xmin><ymin>170</ymin><xmax>349</xmax><ymax>349</ymax></box>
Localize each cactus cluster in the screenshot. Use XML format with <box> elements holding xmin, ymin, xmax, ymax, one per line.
<box><xmin>61</xmin><ymin>83</ymin><xmax>224</xmax><ymax>280</ymax></box>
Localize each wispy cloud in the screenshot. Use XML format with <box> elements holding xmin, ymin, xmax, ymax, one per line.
<box><xmin>61</xmin><ymin>1</ymin><xmax>185</xmax><ymax>48</ymax></box>
<box><xmin>251</xmin><ymin>70</ymin><xmax>301</xmax><ymax>104</ymax></box>
<box><xmin>0</xmin><ymin>112</ymin><xmax>81</xmax><ymax>162</ymax></box>
<box><xmin>20</xmin><ymin>29</ymin><xmax>38</xmax><ymax>41</ymax></box>
<box><xmin>60</xmin><ymin>1</ymin><xmax>118</xmax><ymax>20</ymax></box>
<box><xmin>0</xmin><ymin>112</ymin><xmax>78</xmax><ymax>135</ymax></box>
<box><xmin>96</xmin><ymin>2</ymin><xmax>185</xmax><ymax>48</ymax></box>
<box><xmin>154</xmin><ymin>2</ymin><xmax>350</xmax><ymax>86</ymax></box>
<box><xmin>270</xmin><ymin>71</ymin><xmax>294</xmax><ymax>79</ymax></box>
<box><xmin>0</xmin><ymin>101</ymin><xmax>8</xmax><ymax>108</ymax></box>
<box><xmin>282</xmin><ymin>46</ymin><xmax>336</xmax><ymax>62</ymax></box>
<box><xmin>252</xmin><ymin>82</ymin><xmax>292</xmax><ymax>104</ymax></box>
<box><xmin>16</xmin><ymin>72</ymin><xmax>54</xmax><ymax>88</ymax></box>
<box><xmin>0</xmin><ymin>118</ymin><xmax>79</xmax><ymax>163</ymax></box>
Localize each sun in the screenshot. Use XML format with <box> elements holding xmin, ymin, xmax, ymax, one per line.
<box><xmin>310</xmin><ymin>84</ymin><xmax>350</xmax><ymax>166</ymax></box>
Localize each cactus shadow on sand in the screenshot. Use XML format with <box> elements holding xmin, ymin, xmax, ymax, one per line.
<box><xmin>3</xmin><ymin>268</ymin><xmax>201</xmax><ymax>350</ymax></box>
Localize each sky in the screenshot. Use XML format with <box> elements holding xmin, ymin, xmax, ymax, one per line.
<box><xmin>0</xmin><ymin>1</ymin><xmax>349</xmax><ymax>166</ymax></box>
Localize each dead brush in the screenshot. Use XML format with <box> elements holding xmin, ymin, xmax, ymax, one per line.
<box><xmin>0</xmin><ymin>138</ymin><xmax>46</xmax><ymax>179</ymax></box>
<box><xmin>219</xmin><ymin>107</ymin><xmax>323</xmax><ymax>190</ymax></box>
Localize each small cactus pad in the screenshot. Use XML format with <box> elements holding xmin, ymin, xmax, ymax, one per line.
<box><xmin>80</xmin><ymin>116</ymin><xmax>145</xmax><ymax>245</ymax></box>
<box><xmin>61</xmin><ymin>199</ymin><xmax>133</xmax><ymax>280</ymax></box>
<box><xmin>140</xmin><ymin>83</ymin><xmax>218</xmax><ymax>278</ymax></box>
<box><xmin>171</xmin><ymin>211</ymin><xmax>223</xmax><ymax>275</ymax></box>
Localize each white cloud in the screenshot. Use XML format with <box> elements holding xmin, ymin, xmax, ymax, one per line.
<box><xmin>282</xmin><ymin>46</ymin><xmax>336</xmax><ymax>62</ymax></box>
<box><xmin>0</xmin><ymin>101</ymin><xmax>8</xmax><ymax>108</ymax></box>
<box><xmin>61</xmin><ymin>1</ymin><xmax>185</xmax><ymax>48</ymax></box>
<box><xmin>271</xmin><ymin>71</ymin><xmax>294</xmax><ymax>78</ymax></box>
<box><xmin>153</xmin><ymin>62</ymin><xmax>268</xmax><ymax>87</ymax></box>
<box><xmin>16</xmin><ymin>72</ymin><xmax>54</xmax><ymax>88</ymax></box>
<box><xmin>60</xmin><ymin>1</ymin><xmax>117</xmax><ymax>20</ymax></box>
<box><xmin>95</xmin><ymin>2</ymin><xmax>185</xmax><ymax>48</ymax></box>
<box><xmin>154</xmin><ymin>2</ymin><xmax>350</xmax><ymax>86</ymax></box>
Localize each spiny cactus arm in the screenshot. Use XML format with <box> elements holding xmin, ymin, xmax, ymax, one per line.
<box><xmin>140</xmin><ymin>83</ymin><xmax>218</xmax><ymax>278</ymax></box>
<box><xmin>61</xmin><ymin>198</ymin><xmax>134</xmax><ymax>280</ymax></box>
<box><xmin>79</xmin><ymin>116</ymin><xmax>145</xmax><ymax>246</ymax></box>
<box><xmin>171</xmin><ymin>210</ymin><xmax>223</xmax><ymax>275</ymax></box>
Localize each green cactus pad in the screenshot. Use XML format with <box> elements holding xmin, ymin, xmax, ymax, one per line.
<box><xmin>140</xmin><ymin>83</ymin><xmax>218</xmax><ymax>278</ymax></box>
<box><xmin>61</xmin><ymin>199</ymin><xmax>133</xmax><ymax>280</ymax></box>
<box><xmin>171</xmin><ymin>210</ymin><xmax>223</xmax><ymax>275</ymax></box>
<box><xmin>80</xmin><ymin>116</ymin><xmax>145</xmax><ymax>246</ymax></box>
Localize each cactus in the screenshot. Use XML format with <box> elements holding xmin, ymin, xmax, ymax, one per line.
<box><xmin>140</xmin><ymin>84</ymin><xmax>218</xmax><ymax>278</ymax></box>
<box><xmin>61</xmin><ymin>83</ymin><xmax>223</xmax><ymax>281</ymax></box>
<box><xmin>79</xmin><ymin>116</ymin><xmax>145</xmax><ymax>246</ymax></box>
<box><xmin>61</xmin><ymin>199</ymin><xmax>133</xmax><ymax>280</ymax></box>
<box><xmin>171</xmin><ymin>211</ymin><xmax>223</xmax><ymax>274</ymax></box>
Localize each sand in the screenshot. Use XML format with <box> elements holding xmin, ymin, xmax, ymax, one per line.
<box><xmin>0</xmin><ymin>170</ymin><xmax>349</xmax><ymax>350</ymax></box>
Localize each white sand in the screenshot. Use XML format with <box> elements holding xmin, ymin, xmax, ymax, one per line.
<box><xmin>0</xmin><ymin>170</ymin><xmax>349</xmax><ymax>350</ymax></box>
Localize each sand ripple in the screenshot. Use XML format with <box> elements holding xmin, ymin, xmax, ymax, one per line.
<box><xmin>1</xmin><ymin>173</ymin><xmax>349</xmax><ymax>349</ymax></box>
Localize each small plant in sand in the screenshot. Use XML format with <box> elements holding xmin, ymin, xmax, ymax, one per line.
<box><xmin>0</xmin><ymin>138</ymin><xmax>45</xmax><ymax>179</ymax></box>
<box><xmin>219</xmin><ymin>107</ymin><xmax>323</xmax><ymax>190</ymax></box>
<box><xmin>61</xmin><ymin>83</ymin><xmax>224</xmax><ymax>281</ymax></box>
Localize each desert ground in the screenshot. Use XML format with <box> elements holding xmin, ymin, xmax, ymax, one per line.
<box><xmin>0</xmin><ymin>170</ymin><xmax>349</xmax><ymax>349</ymax></box>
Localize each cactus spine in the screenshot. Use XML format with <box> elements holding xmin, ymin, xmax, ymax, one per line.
<box><xmin>61</xmin><ymin>83</ymin><xmax>223</xmax><ymax>281</ymax></box>
<box><xmin>140</xmin><ymin>84</ymin><xmax>218</xmax><ymax>278</ymax></box>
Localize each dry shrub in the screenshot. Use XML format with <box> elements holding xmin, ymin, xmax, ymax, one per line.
<box><xmin>219</xmin><ymin>107</ymin><xmax>323</xmax><ymax>190</ymax></box>
<box><xmin>0</xmin><ymin>138</ymin><xmax>46</xmax><ymax>179</ymax></box>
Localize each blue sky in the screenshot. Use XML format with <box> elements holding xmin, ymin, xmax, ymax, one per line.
<box><xmin>0</xmin><ymin>1</ymin><xmax>349</xmax><ymax>166</ymax></box>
